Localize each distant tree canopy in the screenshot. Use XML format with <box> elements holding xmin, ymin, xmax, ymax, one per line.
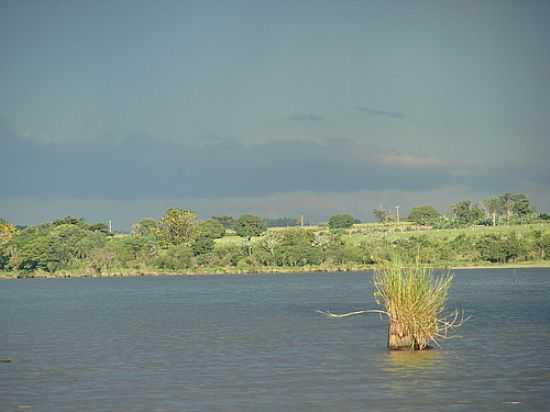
<box><xmin>52</xmin><ymin>216</ymin><xmax>85</xmax><ymax>226</ymax></box>
<box><xmin>132</xmin><ymin>218</ymin><xmax>160</xmax><ymax>238</ymax></box>
<box><xmin>198</xmin><ymin>219</ymin><xmax>226</xmax><ymax>239</ymax></box>
<box><xmin>449</xmin><ymin>201</ymin><xmax>484</xmax><ymax>225</ymax></box>
<box><xmin>477</xmin><ymin>232</ymin><xmax>527</xmax><ymax>263</ymax></box>
<box><xmin>0</xmin><ymin>218</ymin><xmax>17</xmax><ymax>241</ymax></box>
<box><xmin>1</xmin><ymin>193</ymin><xmax>548</xmax><ymax>277</ymax></box>
<box><xmin>191</xmin><ymin>235</ymin><xmax>215</xmax><ymax>256</ymax></box>
<box><xmin>159</xmin><ymin>208</ymin><xmax>199</xmax><ymax>246</ymax></box>
<box><xmin>372</xmin><ymin>208</ymin><xmax>391</xmax><ymax>223</ymax></box>
<box><xmin>235</xmin><ymin>214</ymin><xmax>267</xmax><ymax>239</ymax></box>
<box><xmin>328</xmin><ymin>214</ymin><xmax>355</xmax><ymax>230</ymax></box>
<box><xmin>479</xmin><ymin>193</ymin><xmax>535</xmax><ymax>224</ymax></box>
<box><xmin>50</xmin><ymin>216</ymin><xmax>110</xmax><ymax>234</ymax></box>
<box><xmin>507</xmin><ymin>193</ymin><xmax>532</xmax><ymax>217</ymax></box>
<box><xmin>211</xmin><ymin>216</ymin><xmax>236</xmax><ymax>230</ymax></box>
<box><xmin>264</xmin><ymin>217</ymin><xmax>301</xmax><ymax>227</ymax></box>
<box><xmin>255</xmin><ymin>228</ymin><xmax>320</xmax><ymax>266</ymax></box>
<box><xmin>4</xmin><ymin>220</ymin><xmax>107</xmax><ymax>273</ymax></box>
<box><xmin>407</xmin><ymin>206</ymin><xmax>440</xmax><ymax>225</ymax></box>
<box><xmin>481</xmin><ymin>197</ymin><xmax>501</xmax><ymax>226</ymax></box>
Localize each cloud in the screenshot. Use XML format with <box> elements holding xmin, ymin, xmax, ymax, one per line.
<box><xmin>288</xmin><ymin>113</ymin><xmax>324</xmax><ymax>121</ymax></box>
<box><xmin>376</xmin><ymin>152</ymin><xmax>444</xmax><ymax>169</ymax></box>
<box><xmin>2</xmin><ymin>123</ymin><xmax>547</xmax><ymax>217</ymax></box>
<box><xmin>1</xmin><ymin>131</ymin><xmax>457</xmax><ymax>200</ymax></box>
<box><xmin>357</xmin><ymin>106</ymin><xmax>404</xmax><ymax>119</ymax></box>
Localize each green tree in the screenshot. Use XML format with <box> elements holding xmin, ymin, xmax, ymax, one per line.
<box><xmin>211</xmin><ymin>216</ymin><xmax>236</xmax><ymax>230</ymax></box>
<box><xmin>52</xmin><ymin>216</ymin><xmax>85</xmax><ymax>226</ymax></box>
<box><xmin>254</xmin><ymin>231</ymin><xmax>281</xmax><ymax>265</ymax></box>
<box><xmin>532</xmin><ymin>230</ymin><xmax>550</xmax><ymax>260</ymax></box>
<box><xmin>449</xmin><ymin>201</ymin><xmax>484</xmax><ymax>225</ymax></box>
<box><xmin>0</xmin><ymin>219</ymin><xmax>16</xmax><ymax>270</ymax></box>
<box><xmin>372</xmin><ymin>208</ymin><xmax>390</xmax><ymax>223</ymax></box>
<box><xmin>132</xmin><ymin>218</ymin><xmax>161</xmax><ymax>238</ymax></box>
<box><xmin>270</xmin><ymin>228</ymin><xmax>320</xmax><ymax>266</ymax></box>
<box><xmin>481</xmin><ymin>197</ymin><xmax>503</xmax><ymax>226</ymax></box>
<box><xmin>511</xmin><ymin>193</ymin><xmax>532</xmax><ymax>217</ymax></box>
<box><xmin>0</xmin><ymin>218</ymin><xmax>17</xmax><ymax>241</ymax></box>
<box><xmin>5</xmin><ymin>223</ymin><xmax>109</xmax><ymax>273</ymax></box>
<box><xmin>264</xmin><ymin>217</ymin><xmax>301</xmax><ymax>227</ymax></box>
<box><xmin>192</xmin><ymin>235</ymin><xmax>215</xmax><ymax>256</ymax></box>
<box><xmin>213</xmin><ymin>244</ymin><xmax>246</xmax><ymax>267</ymax></box>
<box><xmin>198</xmin><ymin>219</ymin><xmax>226</xmax><ymax>239</ymax></box>
<box><xmin>407</xmin><ymin>206</ymin><xmax>440</xmax><ymax>225</ymax></box>
<box><xmin>328</xmin><ymin>214</ymin><xmax>355</xmax><ymax>231</ymax></box>
<box><xmin>500</xmin><ymin>193</ymin><xmax>513</xmax><ymax>222</ymax></box>
<box><xmin>324</xmin><ymin>234</ymin><xmax>347</xmax><ymax>264</ymax></box>
<box><xmin>0</xmin><ymin>219</ymin><xmax>17</xmax><ymax>269</ymax></box>
<box><xmin>497</xmin><ymin>193</ymin><xmax>532</xmax><ymax>222</ymax></box>
<box><xmin>155</xmin><ymin>244</ymin><xmax>194</xmax><ymax>270</ymax></box>
<box><xmin>159</xmin><ymin>208</ymin><xmax>199</xmax><ymax>245</ymax></box>
<box><xmin>478</xmin><ymin>232</ymin><xmax>527</xmax><ymax>263</ymax></box>
<box><xmin>86</xmin><ymin>223</ymin><xmax>110</xmax><ymax>234</ymax></box>
<box><xmin>235</xmin><ymin>214</ymin><xmax>267</xmax><ymax>240</ymax></box>
<box><xmin>87</xmin><ymin>247</ymin><xmax>116</xmax><ymax>274</ymax></box>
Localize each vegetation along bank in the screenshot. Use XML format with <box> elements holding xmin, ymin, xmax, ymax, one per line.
<box><xmin>1</xmin><ymin>192</ymin><xmax>550</xmax><ymax>278</ymax></box>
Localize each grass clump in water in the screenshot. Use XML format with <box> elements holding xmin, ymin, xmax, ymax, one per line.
<box><xmin>319</xmin><ymin>257</ymin><xmax>464</xmax><ymax>351</ymax></box>
<box><xmin>374</xmin><ymin>258</ymin><xmax>457</xmax><ymax>350</ymax></box>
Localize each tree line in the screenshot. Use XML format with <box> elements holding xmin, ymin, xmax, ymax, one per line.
<box><xmin>375</xmin><ymin>192</ymin><xmax>543</xmax><ymax>227</ymax></box>
<box><xmin>1</xmin><ymin>193</ymin><xmax>549</xmax><ymax>276</ymax></box>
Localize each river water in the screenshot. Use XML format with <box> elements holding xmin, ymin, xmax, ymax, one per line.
<box><xmin>1</xmin><ymin>268</ymin><xmax>549</xmax><ymax>411</ymax></box>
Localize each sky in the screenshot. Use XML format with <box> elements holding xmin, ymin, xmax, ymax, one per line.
<box><xmin>1</xmin><ymin>0</ymin><xmax>549</xmax><ymax>229</ymax></box>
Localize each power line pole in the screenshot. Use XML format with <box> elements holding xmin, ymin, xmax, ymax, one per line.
<box><xmin>395</xmin><ymin>206</ymin><xmax>400</xmax><ymax>225</ymax></box>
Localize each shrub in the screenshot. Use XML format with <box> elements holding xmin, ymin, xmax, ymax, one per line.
<box><xmin>477</xmin><ymin>232</ymin><xmax>527</xmax><ymax>263</ymax></box>
<box><xmin>408</xmin><ymin>206</ymin><xmax>440</xmax><ymax>225</ymax></box>
<box><xmin>328</xmin><ymin>214</ymin><xmax>355</xmax><ymax>231</ymax></box>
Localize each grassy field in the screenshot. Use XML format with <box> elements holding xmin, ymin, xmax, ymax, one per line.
<box><xmin>215</xmin><ymin>222</ymin><xmax>550</xmax><ymax>249</ymax></box>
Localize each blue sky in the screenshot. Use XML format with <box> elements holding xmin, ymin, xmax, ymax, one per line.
<box><xmin>1</xmin><ymin>0</ymin><xmax>549</xmax><ymax>228</ymax></box>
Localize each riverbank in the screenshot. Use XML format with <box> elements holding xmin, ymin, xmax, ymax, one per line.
<box><xmin>2</xmin><ymin>260</ymin><xmax>550</xmax><ymax>279</ymax></box>
<box><xmin>3</xmin><ymin>220</ymin><xmax>550</xmax><ymax>280</ymax></box>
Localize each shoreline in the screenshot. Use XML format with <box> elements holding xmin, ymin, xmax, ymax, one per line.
<box><xmin>1</xmin><ymin>260</ymin><xmax>549</xmax><ymax>279</ymax></box>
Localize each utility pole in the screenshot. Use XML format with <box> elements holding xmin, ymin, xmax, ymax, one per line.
<box><xmin>395</xmin><ymin>206</ymin><xmax>400</xmax><ymax>225</ymax></box>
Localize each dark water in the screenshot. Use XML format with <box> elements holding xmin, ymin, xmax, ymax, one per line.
<box><xmin>1</xmin><ymin>269</ymin><xmax>549</xmax><ymax>412</ymax></box>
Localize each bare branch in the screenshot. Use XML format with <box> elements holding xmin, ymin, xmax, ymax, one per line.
<box><xmin>316</xmin><ymin>309</ymin><xmax>390</xmax><ymax>319</ymax></box>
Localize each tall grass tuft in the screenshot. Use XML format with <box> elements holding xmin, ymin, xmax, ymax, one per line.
<box><xmin>374</xmin><ymin>258</ymin><xmax>456</xmax><ymax>350</ymax></box>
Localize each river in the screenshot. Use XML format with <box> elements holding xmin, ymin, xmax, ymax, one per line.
<box><xmin>1</xmin><ymin>268</ymin><xmax>549</xmax><ymax>411</ymax></box>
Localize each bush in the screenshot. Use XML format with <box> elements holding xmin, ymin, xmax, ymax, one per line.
<box><xmin>408</xmin><ymin>206</ymin><xmax>440</xmax><ymax>225</ymax></box>
<box><xmin>328</xmin><ymin>214</ymin><xmax>355</xmax><ymax>231</ymax></box>
<box><xmin>155</xmin><ymin>245</ymin><xmax>194</xmax><ymax>270</ymax></box>
<box><xmin>192</xmin><ymin>236</ymin><xmax>215</xmax><ymax>256</ymax></box>
<box><xmin>198</xmin><ymin>219</ymin><xmax>226</xmax><ymax>239</ymax></box>
<box><xmin>235</xmin><ymin>214</ymin><xmax>267</xmax><ymax>239</ymax></box>
<box><xmin>477</xmin><ymin>232</ymin><xmax>527</xmax><ymax>263</ymax></box>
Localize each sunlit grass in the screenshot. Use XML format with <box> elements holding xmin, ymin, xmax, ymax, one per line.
<box><xmin>374</xmin><ymin>258</ymin><xmax>458</xmax><ymax>350</ymax></box>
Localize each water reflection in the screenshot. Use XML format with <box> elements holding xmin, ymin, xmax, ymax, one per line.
<box><xmin>379</xmin><ymin>349</ymin><xmax>445</xmax><ymax>375</ymax></box>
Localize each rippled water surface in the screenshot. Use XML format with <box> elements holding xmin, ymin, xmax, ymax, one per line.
<box><xmin>1</xmin><ymin>269</ymin><xmax>550</xmax><ymax>411</ymax></box>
